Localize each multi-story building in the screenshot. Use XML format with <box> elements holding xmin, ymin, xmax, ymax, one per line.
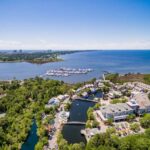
<box><xmin>97</xmin><ymin>92</ymin><xmax>150</xmax><ymax>122</ymax></box>
<box><xmin>127</xmin><ymin>92</ymin><xmax>150</xmax><ymax>115</ymax></box>
<box><xmin>96</xmin><ymin>103</ymin><xmax>134</xmax><ymax>121</ymax></box>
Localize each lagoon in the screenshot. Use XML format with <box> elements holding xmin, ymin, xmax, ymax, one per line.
<box><xmin>62</xmin><ymin>100</ymin><xmax>95</xmax><ymax>143</ymax></box>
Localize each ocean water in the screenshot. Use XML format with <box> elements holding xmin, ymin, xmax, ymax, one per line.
<box><xmin>0</xmin><ymin>50</ymin><xmax>150</xmax><ymax>83</ymax></box>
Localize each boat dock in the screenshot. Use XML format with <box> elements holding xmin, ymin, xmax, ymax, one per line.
<box><xmin>45</xmin><ymin>67</ymin><xmax>93</xmax><ymax>77</ymax></box>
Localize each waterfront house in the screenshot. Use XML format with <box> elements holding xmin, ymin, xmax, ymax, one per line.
<box><xmin>84</xmin><ymin>84</ymin><xmax>94</xmax><ymax>88</ymax></box>
<box><xmin>45</xmin><ymin>97</ymin><xmax>60</xmax><ymax>108</ymax></box>
<box><xmin>57</xmin><ymin>94</ymin><xmax>69</xmax><ymax>101</ymax></box>
<box><xmin>90</xmin><ymin>88</ymin><xmax>97</xmax><ymax>93</ymax></box>
<box><xmin>82</xmin><ymin>92</ymin><xmax>88</xmax><ymax>98</ymax></box>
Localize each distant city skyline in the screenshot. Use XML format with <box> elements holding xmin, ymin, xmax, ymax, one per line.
<box><xmin>0</xmin><ymin>0</ymin><xmax>150</xmax><ymax>50</ymax></box>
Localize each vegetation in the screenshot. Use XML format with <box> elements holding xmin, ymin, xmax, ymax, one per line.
<box><xmin>140</xmin><ymin>114</ymin><xmax>150</xmax><ymax>128</ymax></box>
<box><xmin>0</xmin><ymin>50</ymin><xmax>79</xmax><ymax>64</ymax></box>
<box><xmin>106</xmin><ymin>73</ymin><xmax>150</xmax><ymax>85</ymax></box>
<box><xmin>126</xmin><ymin>114</ymin><xmax>136</xmax><ymax>122</ymax></box>
<box><xmin>102</xmin><ymin>86</ymin><xmax>110</xmax><ymax>94</ymax></box>
<box><xmin>130</xmin><ymin>123</ymin><xmax>140</xmax><ymax>132</ymax></box>
<box><xmin>93</xmin><ymin>103</ymin><xmax>101</xmax><ymax>110</ymax></box>
<box><xmin>110</xmin><ymin>98</ymin><xmax>128</xmax><ymax>104</ymax></box>
<box><xmin>64</xmin><ymin>102</ymin><xmax>71</xmax><ymax>111</ymax></box>
<box><xmin>0</xmin><ymin>77</ymin><xmax>71</xmax><ymax>149</ymax></box>
<box><xmin>57</xmin><ymin>133</ymin><xmax>85</xmax><ymax>150</ymax></box>
<box><xmin>122</xmin><ymin>90</ymin><xmax>131</xmax><ymax>97</ymax></box>
<box><xmin>144</xmin><ymin>74</ymin><xmax>150</xmax><ymax>85</ymax></box>
<box><xmin>86</xmin><ymin>107</ymin><xmax>99</xmax><ymax>128</ymax></box>
<box><xmin>148</xmin><ymin>93</ymin><xmax>150</xmax><ymax>100</ymax></box>
<box><xmin>105</xmin><ymin>118</ymin><xmax>113</xmax><ymax>126</ymax></box>
<box><xmin>57</xmin><ymin>120</ymin><xmax>150</xmax><ymax>150</ymax></box>
<box><xmin>86</xmin><ymin>131</ymin><xmax>150</xmax><ymax>150</ymax></box>
<box><xmin>1</xmin><ymin>74</ymin><xmax>150</xmax><ymax>150</ymax></box>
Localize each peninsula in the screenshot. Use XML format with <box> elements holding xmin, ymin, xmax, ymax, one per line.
<box><xmin>0</xmin><ymin>50</ymin><xmax>81</xmax><ymax>64</ymax></box>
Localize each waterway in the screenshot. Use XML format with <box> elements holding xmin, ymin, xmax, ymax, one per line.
<box><xmin>62</xmin><ymin>99</ymin><xmax>95</xmax><ymax>144</ymax></box>
<box><xmin>21</xmin><ymin>120</ymin><xmax>38</xmax><ymax>150</ymax></box>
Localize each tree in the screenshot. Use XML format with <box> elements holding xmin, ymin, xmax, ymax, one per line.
<box><xmin>64</xmin><ymin>102</ymin><xmax>71</xmax><ymax>111</ymax></box>
<box><xmin>92</xmin><ymin>120</ymin><xmax>99</xmax><ymax>128</ymax></box>
<box><xmin>106</xmin><ymin>127</ymin><xmax>116</xmax><ymax>134</ymax></box>
<box><xmin>87</xmin><ymin>107</ymin><xmax>94</xmax><ymax>120</ymax></box>
<box><xmin>70</xmin><ymin>143</ymin><xmax>85</xmax><ymax>150</ymax></box>
<box><xmin>126</xmin><ymin>114</ymin><xmax>136</xmax><ymax>122</ymax></box>
<box><xmin>140</xmin><ymin>114</ymin><xmax>150</xmax><ymax>128</ymax></box>
<box><xmin>148</xmin><ymin>93</ymin><xmax>150</xmax><ymax>100</ymax></box>
<box><xmin>35</xmin><ymin>141</ymin><xmax>44</xmax><ymax>150</ymax></box>
<box><xmin>86</xmin><ymin>120</ymin><xmax>92</xmax><ymax>128</ymax></box>
<box><xmin>93</xmin><ymin>103</ymin><xmax>101</xmax><ymax>110</ymax></box>
<box><xmin>105</xmin><ymin>118</ymin><xmax>113</xmax><ymax>126</ymax></box>
<box><xmin>130</xmin><ymin>123</ymin><xmax>140</xmax><ymax>132</ymax></box>
<box><xmin>102</xmin><ymin>86</ymin><xmax>109</xmax><ymax>94</ymax></box>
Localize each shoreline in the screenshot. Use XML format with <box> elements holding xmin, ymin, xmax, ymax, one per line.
<box><xmin>0</xmin><ymin>58</ymin><xmax>63</xmax><ymax>64</ymax></box>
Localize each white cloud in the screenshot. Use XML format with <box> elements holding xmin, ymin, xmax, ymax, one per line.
<box><xmin>0</xmin><ymin>40</ymin><xmax>23</xmax><ymax>50</ymax></box>
<box><xmin>39</xmin><ymin>39</ymin><xmax>47</xmax><ymax>44</ymax></box>
<box><xmin>0</xmin><ymin>39</ymin><xmax>150</xmax><ymax>50</ymax></box>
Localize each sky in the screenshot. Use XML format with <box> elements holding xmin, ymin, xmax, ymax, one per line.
<box><xmin>0</xmin><ymin>0</ymin><xmax>150</xmax><ymax>50</ymax></box>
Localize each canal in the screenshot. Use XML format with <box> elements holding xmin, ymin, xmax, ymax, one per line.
<box><xmin>62</xmin><ymin>99</ymin><xmax>95</xmax><ymax>144</ymax></box>
<box><xmin>21</xmin><ymin>120</ymin><xmax>38</xmax><ymax>150</ymax></box>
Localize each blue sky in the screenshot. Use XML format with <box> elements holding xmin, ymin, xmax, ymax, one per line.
<box><xmin>0</xmin><ymin>0</ymin><xmax>150</xmax><ymax>50</ymax></box>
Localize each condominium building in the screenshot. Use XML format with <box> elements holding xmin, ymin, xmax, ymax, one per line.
<box><xmin>96</xmin><ymin>103</ymin><xmax>134</xmax><ymax>121</ymax></box>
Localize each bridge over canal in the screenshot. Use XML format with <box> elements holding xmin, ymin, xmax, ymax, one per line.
<box><xmin>65</xmin><ymin>121</ymin><xmax>86</xmax><ymax>125</ymax></box>
<box><xmin>77</xmin><ymin>98</ymin><xmax>98</xmax><ymax>103</ymax></box>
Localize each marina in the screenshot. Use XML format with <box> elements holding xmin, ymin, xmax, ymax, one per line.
<box><xmin>45</xmin><ymin>68</ymin><xmax>93</xmax><ymax>77</ymax></box>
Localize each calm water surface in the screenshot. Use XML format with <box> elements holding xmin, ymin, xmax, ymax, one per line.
<box><xmin>21</xmin><ymin>120</ymin><xmax>38</xmax><ymax>150</ymax></box>
<box><xmin>0</xmin><ymin>50</ymin><xmax>150</xmax><ymax>83</ymax></box>
<box><xmin>62</xmin><ymin>99</ymin><xmax>95</xmax><ymax>144</ymax></box>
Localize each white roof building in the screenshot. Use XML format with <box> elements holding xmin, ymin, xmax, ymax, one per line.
<box><xmin>45</xmin><ymin>97</ymin><xmax>60</xmax><ymax>108</ymax></box>
<box><xmin>97</xmin><ymin>103</ymin><xmax>134</xmax><ymax>121</ymax></box>
<box><xmin>129</xmin><ymin>92</ymin><xmax>150</xmax><ymax>115</ymax></box>
<box><xmin>57</xmin><ymin>94</ymin><xmax>69</xmax><ymax>101</ymax></box>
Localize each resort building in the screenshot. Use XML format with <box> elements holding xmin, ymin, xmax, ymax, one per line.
<box><xmin>97</xmin><ymin>91</ymin><xmax>150</xmax><ymax>122</ymax></box>
<box><xmin>96</xmin><ymin>103</ymin><xmax>134</xmax><ymax>121</ymax></box>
